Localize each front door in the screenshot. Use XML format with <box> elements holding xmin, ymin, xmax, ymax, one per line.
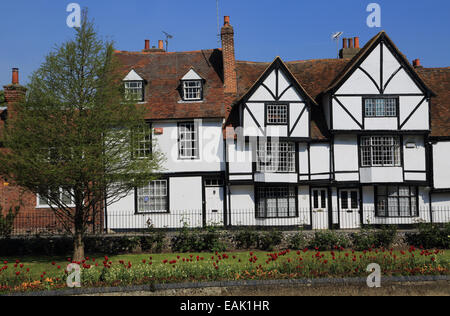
<box><xmin>204</xmin><ymin>179</ymin><xmax>224</xmax><ymax>227</ymax></box>
<box><xmin>339</xmin><ymin>189</ymin><xmax>361</xmax><ymax>229</ymax></box>
<box><xmin>312</xmin><ymin>188</ymin><xmax>329</xmax><ymax>229</ymax></box>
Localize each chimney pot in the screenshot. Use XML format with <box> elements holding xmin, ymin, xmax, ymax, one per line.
<box><xmin>343</xmin><ymin>38</ymin><xmax>348</xmax><ymax>49</ymax></box>
<box><xmin>158</xmin><ymin>40</ymin><xmax>164</xmax><ymax>50</ymax></box>
<box><xmin>354</xmin><ymin>37</ymin><xmax>360</xmax><ymax>49</ymax></box>
<box><xmin>145</xmin><ymin>39</ymin><xmax>150</xmax><ymax>50</ymax></box>
<box><xmin>413</xmin><ymin>59</ymin><xmax>421</xmax><ymax>68</ymax></box>
<box><xmin>12</xmin><ymin>68</ymin><xmax>19</xmax><ymax>85</ymax></box>
<box><xmin>224</xmin><ymin>16</ymin><xmax>230</xmax><ymax>26</ymax></box>
<box><xmin>348</xmin><ymin>38</ymin><xmax>354</xmax><ymax>49</ymax></box>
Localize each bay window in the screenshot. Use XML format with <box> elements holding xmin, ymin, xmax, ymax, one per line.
<box><xmin>257</xmin><ymin>141</ymin><xmax>296</xmax><ymax>173</ymax></box>
<box><xmin>361</xmin><ymin>136</ymin><xmax>401</xmax><ymax>167</ymax></box>
<box><xmin>376</xmin><ymin>186</ymin><xmax>418</xmax><ymax>217</ymax></box>
<box><xmin>256</xmin><ymin>186</ymin><xmax>297</xmax><ymax>218</ymax></box>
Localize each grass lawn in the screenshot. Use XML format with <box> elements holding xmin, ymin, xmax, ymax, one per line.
<box><xmin>1</xmin><ymin>249</ymin><xmax>448</xmax><ymax>293</ymax></box>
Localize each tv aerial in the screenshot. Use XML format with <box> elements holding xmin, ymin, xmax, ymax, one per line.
<box><xmin>332</xmin><ymin>32</ymin><xmax>344</xmax><ymax>58</ymax></box>
<box><xmin>162</xmin><ymin>31</ymin><xmax>173</xmax><ymax>52</ymax></box>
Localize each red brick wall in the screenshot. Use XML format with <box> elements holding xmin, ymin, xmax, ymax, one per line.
<box><xmin>221</xmin><ymin>16</ymin><xmax>237</xmax><ymax>102</ymax></box>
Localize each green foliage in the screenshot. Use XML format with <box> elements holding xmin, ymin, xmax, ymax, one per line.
<box><xmin>406</xmin><ymin>223</ymin><xmax>450</xmax><ymax>249</ymax></box>
<box><xmin>310</xmin><ymin>231</ymin><xmax>351</xmax><ymax>251</ymax></box>
<box><xmin>0</xmin><ymin>206</ymin><xmax>20</xmax><ymax>238</ymax></box>
<box><xmin>258</xmin><ymin>229</ymin><xmax>283</xmax><ymax>251</ymax></box>
<box><xmin>233</xmin><ymin>229</ymin><xmax>260</xmax><ymax>250</ymax></box>
<box><xmin>288</xmin><ymin>230</ymin><xmax>307</xmax><ymax>250</ymax></box>
<box><xmin>171</xmin><ymin>225</ymin><xmax>226</xmax><ymax>253</ymax></box>
<box><xmin>352</xmin><ymin>225</ymin><xmax>397</xmax><ymax>251</ymax></box>
<box><xmin>140</xmin><ymin>230</ymin><xmax>166</xmax><ymax>254</ymax></box>
<box><xmin>0</xmin><ymin>90</ymin><xmax>5</xmax><ymax>106</ymax></box>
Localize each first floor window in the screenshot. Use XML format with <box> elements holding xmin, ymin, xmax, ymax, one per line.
<box><xmin>256</xmin><ymin>186</ymin><xmax>297</xmax><ymax>218</ymax></box>
<box><xmin>364</xmin><ymin>98</ymin><xmax>397</xmax><ymax>117</ymax></box>
<box><xmin>124</xmin><ymin>81</ymin><xmax>144</xmax><ymax>101</ymax></box>
<box><xmin>361</xmin><ymin>136</ymin><xmax>401</xmax><ymax>167</ymax></box>
<box><xmin>376</xmin><ymin>186</ymin><xmax>418</xmax><ymax>217</ymax></box>
<box><xmin>132</xmin><ymin>123</ymin><xmax>152</xmax><ymax>158</ymax></box>
<box><xmin>137</xmin><ymin>180</ymin><xmax>168</xmax><ymax>213</ymax></box>
<box><xmin>266</xmin><ymin>104</ymin><xmax>288</xmax><ymax>125</ymax></box>
<box><xmin>37</xmin><ymin>188</ymin><xmax>73</xmax><ymax>207</ymax></box>
<box><xmin>178</xmin><ymin>122</ymin><xmax>199</xmax><ymax>159</ymax></box>
<box><xmin>257</xmin><ymin>141</ymin><xmax>296</xmax><ymax>173</ymax></box>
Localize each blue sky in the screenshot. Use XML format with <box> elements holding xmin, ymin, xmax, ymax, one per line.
<box><xmin>0</xmin><ymin>0</ymin><xmax>449</xmax><ymax>85</ymax></box>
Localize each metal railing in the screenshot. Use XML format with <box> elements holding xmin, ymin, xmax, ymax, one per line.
<box><xmin>3</xmin><ymin>207</ymin><xmax>449</xmax><ymax>237</ymax></box>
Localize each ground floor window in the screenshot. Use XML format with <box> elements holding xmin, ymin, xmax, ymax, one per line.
<box><xmin>37</xmin><ymin>188</ymin><xmax>74</xmax><ymax>208</ymax></box>
<box><xmin>136</xmin><ymin>180</ymin><xmax>168</xmax><ymax>213</ymax></box>
<box><xmin>375</xmin><ymin>186</ymin><xmax>418</xmax><ymax>217</ymax></box>
<box><xmin>256</xmin><ymin>186</ymin><xmax>297</xmax><ymax>218</ymax></box>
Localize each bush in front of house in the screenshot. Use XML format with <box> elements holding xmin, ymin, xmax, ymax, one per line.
<box><xmin>406</xmin><ymin>223</ymin><xmax>450</xmax><ymax>249</ymax></box>
<box><xmin>258</xmin><ymin>229</ymin><xmax>283</xmax><ymax>251</ymax></box>
<box><xmin>351</xmin><ymin>225</ymin><xmax>398</xmax><ymax>251</ymax></box>
<box><xmin>233</xmin><ymin>229</ymin><xmax>260</xmax><ymax>250</ymax></box>
<box><xmin>287</xmin><ymin>230</ymin><xmax>308</xmax><ymax>250</ymax></box>
<box><xmin>309</xmin><ymin>231</ymin><xmax>351</xmax><ymax>251</ymax></box>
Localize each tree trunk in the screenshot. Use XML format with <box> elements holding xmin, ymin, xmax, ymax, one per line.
<box><xmin>73</xmin><ymin>230</ymin><xmax>84</xmax><ymax>262</ymax></box>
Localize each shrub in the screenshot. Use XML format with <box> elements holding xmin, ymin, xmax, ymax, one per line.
<box><xmin>406</xmin><ymin>223</ymin><xmax>450</xmax><ymax>249</ymax></box>
<box><xmin>0</xmin><ymin>206</ymin><xmax>20</xmax><ymax>238</ymax></box>
<box><xmin>140</xmin><ymin>226</ymin><xmax>166</xmax><ymax>253</ymax></box>
<box><xmin>233</xmin><ymin>229</ymin><xmax>260</xmax><ymax>250</ymax></box>
<box><xmin>258</xmin><ymin>229</ymin><xmax>283</xmax><ymax>251</ymax></box>
<box><xmin>309</xmin><ymin>231</ymin><xmax>351</xmax><ymax>251</ymax></box>
<box><xmin>352</xmin><ymin>225</ymin><xmax>397</xmax><ymax>251</ymax></box>
<box><xmin>171</xmin><ymin>226</ymin><xmax>203</xmax><ymax>253</ymax></box>
<box><xmin>202</xmin><ymin>226</ymin><xmax>226</xmax><ymax>252</ymax></box>
<box><xmin>288</xmin><ymin>230</ymin><xmax>307</xmax><ymax>250</ymax></box>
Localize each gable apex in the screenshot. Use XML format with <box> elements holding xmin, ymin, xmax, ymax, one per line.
<box><xmin>181</xmin><ymin>68</ymin><xmax>203</xmax><ymax>81</ymax></box>
<box><xmin>123</xmin><ymin>69</ymin><xmax>144</xmax><ymax>81</ymax></box>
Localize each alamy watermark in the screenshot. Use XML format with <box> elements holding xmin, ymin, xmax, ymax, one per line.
<box><xmin>66</xmin><ymin>263</ymin><xmax>81</xmax><ymax>288</ymax></box>
<box><xmin>66</xmin><ymin>3</ymin><xmax>81</xmax><ymax>28</ymax></box>
<box><xmin>366</xmin><ymin>3</ymin><xmax>381</xmax><ymax>28</ymax></box>
<box><xmin>366</xmin><ymin>263</ymin><xmax>382</xmax><ymax>288</ymax></box>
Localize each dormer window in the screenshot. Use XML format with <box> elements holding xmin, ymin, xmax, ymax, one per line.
<box><xmin>181</xmin><ymin>69</ymin><xmax>204</xmax><ymax>101</ymax></box>
<box><xmin>123</xmin><ymin>69</ymin><xmax>145</xmax><ymax>102</ymax></box>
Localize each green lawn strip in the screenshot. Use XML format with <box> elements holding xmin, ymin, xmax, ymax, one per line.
<box><xmin>1</xmin><ymin>249</ymin><xmax>448</xmax><ymax>283</ymax></box>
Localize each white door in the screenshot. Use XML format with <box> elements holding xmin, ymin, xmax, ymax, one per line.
<box><xmin>339</xmin><ymin>189</ymin><xmax>361</xmax><ymax>229</ymax></box>
<box><xmin>205</xmin><ymin>180</ymin><xmax>224</xmax><ymax>227</ymax></box>
<box><xmin>312</xmin><ymin>188</ymin><xmax>328</xmax><ymax>229</ymax></box>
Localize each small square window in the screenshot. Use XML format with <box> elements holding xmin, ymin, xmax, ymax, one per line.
<box><xmin>125</xmin><ymin>81</ymin><xmax>144</xmax><ymax>101</ymax></box>
<box><xmin>266</xmin><ymin>104</ymin><xmax>288</xmax><ymax>125</ymax></box>
<box><xmin>183</xmin><ymin>80</ymin><xmax>202</xmax><ymax>101</ymax></box>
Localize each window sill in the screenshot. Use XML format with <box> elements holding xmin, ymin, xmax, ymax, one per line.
<box><xmin>178</xmin><ymin>100</ymin><xmax>204</xmax><ymax>104</ymax></box>
<box><xmin>36</xmin><ymin>205</ymin><xmax>76</xmax><ymax>209</ymax></box>
<box><xmin>135</xmin><ymin>211</ymin><xmax>170</xmax><ymax>215</ymax></box>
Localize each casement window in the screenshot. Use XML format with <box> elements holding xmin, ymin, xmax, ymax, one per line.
<box><xmin>124</xmin><ymin>81</ymin><xmax>144</xmax><ymax>102</ymax></box>
<box><xmin>266</xmin><ymin>104</ymin><xmax>288</xmax><ymax>125</ymax></box>
<box><xmin>182</xmin><ymin>80</ymin><xmax>203</xmax><ymax>101</ymax></box>
<box><xmin>361</xmin><ymin>136</ymin><xmax>401</xmax><ymax>167</ymax></box>
<box><xmin>256</xmin><ymin>186</ymin><xmax>297</xmax><ymax>218</ymax></box>
<box><xmin>132</xmin><ymin>123</ymin><xmax>152</xmax><ymax>159</ymax></box>
<box><xmin>136</xmin><ymin>180</ymin><xmax>168</xmax><ymax>213</ymax></box>
<box><xmin>340</xmin><ymin>191</ymin><xmax>358</xmax><ymax>210</ymax></box>
<box><xmin>313</xmin><ymin>190</ymin><xmax>327</xmax><ymax>209</ymax></box>
<box><xmin>376</xmin><ymin>186</ymin><xmax>418</xmax><ymax>217</ymax></box>
<box><xmin>178</xmin><ymin>122</ymin><xmax>199</xmax><ymax>159</ymax></box>
<box><xmin>256</xmin><ymin>141</ymin><xmax>296</xmax><ymax>173</ymax></box>
<box><xmin>364</xmin><ymin>98</ymin><xmax>397</xmax><ymax>117</ymax></box>
<box><xmin>37</xmin><ymin>188</ymin><xmax>74</xmax><ymax>208</ymax></box>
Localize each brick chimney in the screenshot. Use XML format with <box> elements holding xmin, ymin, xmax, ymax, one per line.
<box><xmin>340</xmin><ymin>36</ymin><xmax>361</xmax><ymax>59</ymax></box>
<box><xmin>413</xmin><ymin>59</ymin><xmax>422</xmax><ymax>68</ymax></box>
<box><xmin>142</xmin><ymin>39</ymin><xmax>165</xmax><ymax>52</ymax></box>
<box><xmin>221</xmin><ymin>16</ymin><xmax>237</xmax><ymax>100</ymax></box>
<box><xmin>3</xmin><ymin>68</ymin><xmax>26</xmax><ymax>106</ymax></box>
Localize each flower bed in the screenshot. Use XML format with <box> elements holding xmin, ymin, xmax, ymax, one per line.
<box><xmin>0</xmin><ymin>247</ymin><xmax>448</xmax><ymax>293</ymax></box>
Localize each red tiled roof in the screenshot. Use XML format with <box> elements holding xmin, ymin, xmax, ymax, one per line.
<box><xmin>417</xmin><ymin>67</ymin><xmax>450</xmax><ymax>137</ymax></box>
<box><xmin>114</xmin><ymin>49</ymin><xmax>225</xmax><ymax>120</ymax></box>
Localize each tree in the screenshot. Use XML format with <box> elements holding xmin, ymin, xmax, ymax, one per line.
<box><xmin>0</xmin><ymin>90</ymin><xmax>5</xmax><ymax>106</ymax></box>
<box><xmin>0</xmin><ymin>11</ymin><xmax>164</xmax><ymax>261</ymax></box>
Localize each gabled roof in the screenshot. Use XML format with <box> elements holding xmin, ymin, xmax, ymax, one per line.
<box><xmin>114</xmin><ymin>49</ymin><xmax>225</xmax><ymax>120</ymax></box>
<box><xmin>123</xmin><ymin>69</ymin><xmax>144</xmax><ymax>81</ymax></box>
<box><xmin>181</xmin><ymin>68</ymin><xmax>204</xmax><ymax>81</ymax></box>
<box><xmin>325</xmin><ymin>31</ymin><xmax>435</xmax><ymax>96</ymax></box>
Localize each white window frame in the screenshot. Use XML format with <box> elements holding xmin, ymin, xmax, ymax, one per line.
<box><xmin>257</xmin><ymin>141</ymin><xmax>296</xmax><ymax>173</ymax></box>
<box><xmin>36</xmin><ymin>188</ymin><xmax>75</xmax><ymax>208</ymax></box>
<box><xmin>376</xmin><ymin>186</ymin><xmax>418</xmax><ymax>218</ymax></box>
<box><xmin>132</xmin><ymin>123</ymin><xmax>152</xmax><ymax>159</ymax></box>
<box><xmin>178</xmin><ymin>121</ymin><xmax>199</xmax><ymax>159</ymax></box>
<box><xmin>360</xmin><ymin>136</ymin><xmax>401</xmax><ymax>167</ymax></box>
<box><xmin>364</xmin><ymin>98</ymin><xmax>397</xmax><ymax>117</ymax></box>
<box><xmin>136</xmin><ymin>180</ymin><xmax>168</xmax><ymax>213</ymax></box>
<box><xmin>266</xmin><ymin>104</ymin><xmax>288</xmax><ymax>125</ymax></box>
<box><xmin>182</xmin><ymin>80</ymin><xmax>203</xmax><ymax>101</ymax></box>
<box><xmin>124</xmin><ymin>80</ymin><xmax>144</xmax><ymax>102</ymax></box>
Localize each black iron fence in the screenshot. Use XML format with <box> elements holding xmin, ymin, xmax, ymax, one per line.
<box><xmin>2</xmin><ymin>208</ymin><xmax>449</xmax><ymax>237</ymax></box>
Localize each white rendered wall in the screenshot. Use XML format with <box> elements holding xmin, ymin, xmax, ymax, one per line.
<box><xmin>333</xmin><ymin>135</ymin><xmax>359</xmax><ymax>182</ymax></box>
<box><xmin>433</xmin><ymin>141</ymin><xmax>450</xmax><ymax>189</ymax></box>
<box><xmin>309</xmin><ymin>143</ymin><xmax>331</xmax><ymax>180</ymax></box>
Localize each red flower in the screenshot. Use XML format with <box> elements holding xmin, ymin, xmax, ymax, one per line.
<box><xmin>26</xmin><ymin>268</ymin><xmax>30</xmax><ymax>272</ymax></box>
<box><xmin>15</xmin><ymin>271</ymin><xmax>20</xmax><ymax>276</ymax></box>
